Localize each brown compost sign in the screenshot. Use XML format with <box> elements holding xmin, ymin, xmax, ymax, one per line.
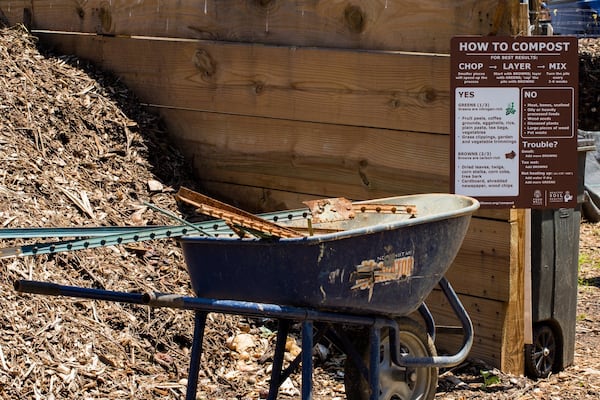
<box><xmin>450</xmin><ymin>36</ymin><xmax>578</xmax><ymax>209</ymax></box>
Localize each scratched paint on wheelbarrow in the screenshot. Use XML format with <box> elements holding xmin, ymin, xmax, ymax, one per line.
<box><xmin>179</xmin><ymin>194</ymin><xmax>478</xmax><ymax>317</ymax></box>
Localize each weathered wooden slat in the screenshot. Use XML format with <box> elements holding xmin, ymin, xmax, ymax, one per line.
<box><xmin>169</xmin><ymin>112</ymin><xmax>449</xmax><ymax>176</ymax></box>
<box><xmin>36</xmin><ymin>32</ymin><xmax>450</xmax><ymax>134</ymax></box>
<box><xmin>188</xmin><ymin>156</ymin><xmax>445</xmax><ymax>200</ymax></box>
<box><xmin>160</xmin><ymin>108</ymin><xmax>449</xmax><ymax>195</ymax></box>
<box><xmin>20</xmin><ymin>0</ymin><xmax>519</xmax><ymax>53</ymax></box>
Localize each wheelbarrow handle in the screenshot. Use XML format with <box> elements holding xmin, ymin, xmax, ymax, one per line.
<box><xmin>14</xmin><ymin>280</ymin><xmax>63</xmax><ymax>296</ymax></box>
<box><xmin>14</xmin><ymin>280</ymin><xmax>147</xmax><ymax>304</ymax></box>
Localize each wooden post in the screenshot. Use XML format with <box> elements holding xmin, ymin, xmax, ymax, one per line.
<box><xmin>501</xmin><ymin>209</ymin><xmax>526</xmax><ymax>374</ymax></box>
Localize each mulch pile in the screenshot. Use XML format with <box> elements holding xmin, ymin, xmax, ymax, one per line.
<box><xmin>579</xmin><ymin>38</ymin><xmax>600</xmax><ymax>131</ymax></box>
<box><xmin>0</xmin><ymin>24</ymin><xmax>288</xmax><ymax>399</ymax></box>
<box><xmin>0</xmin><ymin>21</ymin><xmax>599</xmax><ymax>400</ymax></box>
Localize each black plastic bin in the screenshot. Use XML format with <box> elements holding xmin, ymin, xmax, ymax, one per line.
<box><xmin>525</xmin><ymin>133</ymin><xmax>596</xmax><ymax>378</ymax></box>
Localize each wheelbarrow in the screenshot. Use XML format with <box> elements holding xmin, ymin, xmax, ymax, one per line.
<box><xmin>7</xmin><ymin>188</ymin><xmax>479</xmax><ymax>400</ymax></box>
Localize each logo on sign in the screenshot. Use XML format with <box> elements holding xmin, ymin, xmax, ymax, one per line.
<box><xmin>549</xmin><ymin>190</ymin><xmax>573</xmax><ymax>203</ymax></box>
<box><xmin>532</xmin><ymin>190</ymin><xmax>544</xmax><ymax>206</ymax></box>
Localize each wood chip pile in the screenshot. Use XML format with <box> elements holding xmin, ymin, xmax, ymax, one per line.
<box><xmin>0</xmin><ymin>24</ymin><xmax>273</xmax><ymax>399</ymax></box>
<box><xmin>579</xmin><ymin>38</ymin><xmax>600</xmax><ymax>131</ymax></box>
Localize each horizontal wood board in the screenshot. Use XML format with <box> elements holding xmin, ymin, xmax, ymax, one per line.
<box><xmin>35</xmin><ymin>32</ymin><xmax>451</xmax><ymax>134</ymax></box>
<box><xmin>16</xmin><ymin>0</ymin><xmax>521</xmax><ymax>53</ymax></box>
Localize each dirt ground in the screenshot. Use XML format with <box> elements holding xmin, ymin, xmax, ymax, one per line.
<box><xmin>0</xmin><ymin>24</ymin><xmax>599</xmax><ymax>399</ymax></box>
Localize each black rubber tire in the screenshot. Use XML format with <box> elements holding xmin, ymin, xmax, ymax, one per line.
<box><xmin>583</xmin><ymin>189</ymin><xmax>600</xmax><ymax>223</ymax></box>
<box><xmin>344</xmin><ymin>318</ymin><xmax>438</xmax><ymax>400</ymax></box>
<box><xmin>524</xmin><ymin>324</ymin><xmax>557</xmax><ymax>379</ymax></box>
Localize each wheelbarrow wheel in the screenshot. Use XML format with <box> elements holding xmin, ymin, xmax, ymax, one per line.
<box><xmin>344</xmin><ymin>317</ymin><xmax>438</xmax><ymax>400</ymax></box>
<box><xmin>524</xmin><ymin>323</ymin><xmax>558</xmax><ymax>378</ymax></box>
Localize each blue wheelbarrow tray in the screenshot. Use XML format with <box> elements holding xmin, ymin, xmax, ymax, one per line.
<box><xmin>180</xmin><ymin>193</ymin><xmax>479</xmax><ymax>317</ymax></box>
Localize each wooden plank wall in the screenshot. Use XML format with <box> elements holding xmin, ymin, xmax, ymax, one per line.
<box><xmin>2</xmin><ymin>0</ymin><xmax>529</xmax><ymax>373</ymax></box>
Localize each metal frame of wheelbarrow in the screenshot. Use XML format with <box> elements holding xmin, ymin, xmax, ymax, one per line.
<box><xmin>14</xmin><ymin>276</ymin><xmax>473</xmax><ymax>400</ymax></box>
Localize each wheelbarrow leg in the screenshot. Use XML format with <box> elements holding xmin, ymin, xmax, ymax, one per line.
<box><xmin>301</xmin><ymin>320</ymin><xmax>314</xmax><ymax>400</ymax></box>
<box><xmin>267</xmin><ymin>319</ymin><xmax>291</xmax><ymax>400</ymax></box>
<box><xmin>368</xmin><ymin>325</ymin><xmax>381</xmax><ymax>400</ymax></box>
<box><xmin>267</xmin><ymin>319</ymin><xmax>314</xmax><ymax>399</ymax></box>
<box><xmin>186</xmin><ymin>311</ymin><xmax>208</xmax><ymax>400</ymax></box>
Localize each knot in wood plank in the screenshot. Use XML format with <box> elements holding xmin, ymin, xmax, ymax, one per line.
<box><xmin>252</xmin><ymin>0</ymin><xmax>279</xmax><ymax>14</ymax></box>
<box><xmin>388</xmin><ymin>97</ymin><xmax>401</xmax><ymax>109</ymax></box>
<box><xmin>419</xmin><ymin>86</ymin><xmax>438</xmax><ymax>104</ymax></box>
<box><xmin>193</xmin><ymin>49</ymin><xmax>217</xmax><ymax>79</ymax></box>
<box><xmin>254</xmin><ymin>81</ymin><xmax>265</xmax><ymax>94</ymax></box>
<box><xmin>76</xmin><ymin>6</ymin><xmax>85</xmax><ymax>19</ymax></box>
<box><xmin>344</xmin><ymin>5</ymin><xmax>366</xmax><ymax>34</ymax></box>
<box><xmin>97</xmin><ymin>7</ymin><xmax>112</xmax><ymax>33</ymax></box>
<box><xmin>256</xmin><ymin>0</ymin><xmax>274</xmax><ymax>8</ymax></box>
